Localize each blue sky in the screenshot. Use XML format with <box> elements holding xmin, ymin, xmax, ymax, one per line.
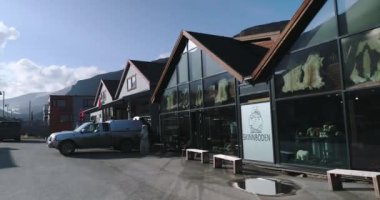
<box><xmin>0</xmin><ymin>0</ymin><xmax>303</xmax><ymax>98</ymax></box>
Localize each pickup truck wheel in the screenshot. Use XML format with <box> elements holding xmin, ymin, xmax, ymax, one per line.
<box><xmin>59</xmin><ymin>141</ymin><xmax>75</xmax><ymax>156</ymax></box>
<box><xmin>120</xmin><ymin>140</ymin><xmax>132</xmax><ymax>153</ymax></box>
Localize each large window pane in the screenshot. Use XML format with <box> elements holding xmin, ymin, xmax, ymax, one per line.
<box><xmin>346</xmin><ymin>88</ymin><xmax>380</xmax><ymax>171</ymax></box>
<box><xmin>189</xmin><ymin>48</ymin><xmax>202</xmax><ymax>81</ymax></box>
<box><xmin>178</xmin><ymin>84</ymin><xmax>189</xmax><ymax>110</ymax></box>
<box><xmin>190</xmin><ymin>80</ymin><xmax>203</xmax><ymax>108</ymax></box>
<box><xmin>202</xmin><ymin>51</ymin><xmax>225</xmax><ymax>77</ymax></box>
<box><xmin>203</xmin><ymin>107</ymin><xmax>238</xmax><ymax>155</ymax></box>
<box><xmin>160</xmin><ymin>113</ymin><xmax>179</xmax><ymax>150</ymax></box>
<box><xmin>178</xmin><ymin>112</ymin><xmax>191</xmax><ymax>149</ymax></box>
<box><xmin>161</xmin><ymin>87</ymin><xmax>177</xmax><ymax>112</ymax></box>
<box><xmin>177</xmin><ymin>53</ymin><xmax>188</xmax><ymax>83</ymax></box>
<box><xmin>277</xmin><ymin>94</ymin><xmax>347</xmax><ymax>168</ymax></box>
<box><xmin>167</xmin><ymin>69</ymin><xmax>177</xmax><ymax>88</ymax></box>
<box><xmin>291</xmin><ymin>0</ymin><xmax>337</xmax><ymax>51</ymax></box>
<box><xmin>341</xmin><ymin>27</ymin><xmax>380</xmax><ymax>89</ymax></box>
<box><xmin>274</xmin><ymin>41</ymin><xmax>341</xmax><ymax>98</ymax></box>
<box><xmin>337</xmin><ymin>0</ymin><xmax>380</xmax><ymax>35</ymax></box>
<box><xmin>203</xmin><ymin>73</ymin><xmax>236</xmax><ymax>107</ymax></box>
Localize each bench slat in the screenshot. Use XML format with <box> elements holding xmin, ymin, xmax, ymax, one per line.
<box><xmin>214</xmin><ymin>154</ymin><xmax>242</xmax><ymax>161</ymax></box>
<box><xmin>328</xmin><ymin>169</ymin><xmax>380</xmax><ymax>177</ymax></box>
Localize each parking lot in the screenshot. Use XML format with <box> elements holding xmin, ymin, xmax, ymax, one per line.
<box><xmin>0</xmin><ymin>139</ymin><xmax>377</xmax><ymax>200</ymax></box>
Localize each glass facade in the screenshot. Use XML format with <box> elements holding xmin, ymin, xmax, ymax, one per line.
<box><xmin>273</xmin><ymin>0</ymin><xmax>380</xmax><ymax>171</ymax></box>
<box><xmin>160</xmin><ymin>41</ymin><xmax>237</xmax><ymax>155</ymax></box>
<box><xmin>158</xmin><ymin>0</ymin><xmax>380</xmax><ymax>171</ymax></box>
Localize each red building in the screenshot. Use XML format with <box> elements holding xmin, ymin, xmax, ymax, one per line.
<box><xmin>48</xmin><ymin>95</ymin><xmax>94</xmax><ymax>133</ymax></box>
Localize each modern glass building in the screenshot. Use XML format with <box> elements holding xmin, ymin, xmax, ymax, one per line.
<box><xmin>152</xmin><ymin>0</ymin><xmax>380</xmax><ymax>173</ymax></box>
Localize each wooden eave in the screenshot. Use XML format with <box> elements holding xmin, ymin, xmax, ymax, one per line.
<box><xmin>115</xmin><ymin>61</ymin><xmax>131</xmax><ymax>99</ymax></box>
<box><xmin>251</xmin><ymin>0</ymin><xmax>327</xmax><ymax>82</ymax></box>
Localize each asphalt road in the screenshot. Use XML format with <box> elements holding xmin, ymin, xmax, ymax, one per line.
<box><xmin>1</xmin><ymin>139</ymin><xmax>378</xmax><ymax>200</ymax></box>
<box><xmin>0</xmin><ymin>139</ymin><xmax>256</xmax><ymax>200</ymax></box>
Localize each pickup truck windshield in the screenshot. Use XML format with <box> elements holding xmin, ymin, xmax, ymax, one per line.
<box><xmin>74</xmin><ymin>122</ymin><xmax>93</xmax><ymax>132</ymax></box>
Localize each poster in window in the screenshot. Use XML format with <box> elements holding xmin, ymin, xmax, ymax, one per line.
<box><xmin>241</xmin><ymin>102</ymin><xmax>274</xmax><ymax>163</ymax></box>
<box><xmin>274</xmin><ymin>41</ymin><xmax>341</xmax><ymax>98</ymax></box>
<box><xmin>342</xmin><ymin>27</ymin><xmax>380</xmax><ymax>89</ymax></box>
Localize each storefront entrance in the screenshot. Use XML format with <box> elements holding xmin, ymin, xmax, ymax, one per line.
<box><xmin>190</xmin><ymin>111</ymin><xmax>207</xmax><ymax>149</ymax></box>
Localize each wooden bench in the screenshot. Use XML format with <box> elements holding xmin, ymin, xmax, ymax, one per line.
<box><xmin>213</xmin><ymin>154</ymin><xmax>242</xmax><ymax>174</ymax></box>
<box><xmin>327</xmin><ymin>169</ymin><xmax>380</xmax><ymax>198</ymax></box>
<box><xmin>186</xmin><ymin>149</ymin><xmax>209</xmax><ymax>164</ymax></box>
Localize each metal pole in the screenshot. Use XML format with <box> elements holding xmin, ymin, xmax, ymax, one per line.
<box><xmin>2</xmin><ymin>91</ymin><xmax>4</xmax><ymax>119</ymax></box>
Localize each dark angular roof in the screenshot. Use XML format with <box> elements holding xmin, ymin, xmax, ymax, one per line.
<box><xmin>151</xmin><ymin>30</ymin><xmax>269</xmax><ymax>103</ymax></box>
<box><xmin>234</xmin><ymin>20</ymin><xmax>290</xmax><ymax>37</ymax></box>
<box><xmin>130</xmin><ymin>60</ymin><xmax>166</xmax><ymax>85</ymax></box>
<box><xmin>187</xmin><ymin>31</ymin><xmax>268</xmax><ymax>78</ymax></box>
<box><xmin>102</xmin><ymin>79</ymin><xmax>119</xmax><ymax>98</ymax></box>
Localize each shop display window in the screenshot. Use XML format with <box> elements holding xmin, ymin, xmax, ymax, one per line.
<box><xmin>189</xmin><ymin>48</ymin><xmax>202</xmax><ymax>81</ymax></box>
<box><xmin>203</xmin><ymin>106</ymin><xmax>238</xmax><ymax>155</ymax></box>
<box><xmin>276</xmin><ymin>94</ymin><xmax>347</xmax><ymax>168</ymax></box>
<box><xmin>337</xmin><ymin>0</ymin><xmax>380</xmax><ymax>36</ymax></box>
<box><xmin>291</xmin><ymin>0</ymin><xmax>337</xmax><ymax>51</ymax></box>
<box><xmin>274</xmin><ymin>41</ymin><xmax>341</xmax><ymax>98</ymax></box>
<box><xmin>341</xmin><ymin>27</ymin><xmax>380</xmax><ymax>89</ymax></box>
<box><xmin>178</xmin><ymin>84</ymin><xmax>189</xmax><ymax>110</ymax></box>
<box><xmin>202</xmin><ymin>51</ymin><xmax>225</xmax><ymax>77</ymax></box>
<box><xmin>177</xmin><ymin>53</ymin><xmax>189</xmax><ymax>84</ymax></box>
<box><xmin>190</xmin><ymin>80</ymin><xmax>203</xmax><ymax>108</ymax></box>
<box><xmin>203</xmin><ymin>73</ymin><xmax>236</xmax><ymax>107</ymax></box>
<box><xmin>346</xmin><ymin>88</ymin><xmax>380</xmax><ymax>171</ymax></box>
<box><xmin>160</xmin><ymin>113</ymin><xmax>179</xmax><ymax>151</ymax></box>
<box><xmin>161</xmin><ymin>87</ymin><xmax>177</xmax><ymax>112</ymax></box>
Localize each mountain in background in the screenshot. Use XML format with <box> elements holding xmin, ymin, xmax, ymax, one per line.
<box><xmin>66</xmin><ymin>69</ymin><xmax>123</xmax><ymax>96</ymax></box>
<box><xmin>0</xmin><ymin>69</ymin><xmax>123</xmax><ymax>120</ymax></box>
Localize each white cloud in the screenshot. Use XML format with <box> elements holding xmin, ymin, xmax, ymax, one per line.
<box><xmin>0</xmin><ymin>21</ymin><xmax>20</xmax><ymax>48</ymax></box>
<box><xmin>0</xmin><ymin>58</ymin><xmax>105</xmax><ymax>98</ymax></box>
<box><xmin>157</xmin><ymin>52</ymin><xmax>171</xmax><ymax>59</ymax></box>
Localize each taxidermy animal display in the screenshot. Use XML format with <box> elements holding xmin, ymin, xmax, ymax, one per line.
<box><xmin>296</xmin><ymin>150</ymin><xmax>309</xmax><ymax>161</ymax></box>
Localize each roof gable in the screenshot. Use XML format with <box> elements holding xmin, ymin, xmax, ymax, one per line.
<box><xmin>151</xmin><ymin>30</ymin><xmax>268</xmax><ymax>103</ymax></box>
<box><xmin>93</xmin><ymin>79</ymin><xmax>119</xmax><ymax>106</ymax></box>
<box><xmin>251</xmin><ymin>0</ymin><xmax>327</xmax><ymax>82</ymax></box>
<box><xmin>115</xmin><ymin>60</ymin><xmax>166</xmax><ymax>99</ymax></box>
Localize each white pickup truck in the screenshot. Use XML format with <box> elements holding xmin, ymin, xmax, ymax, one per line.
<box><xmin>47</xmin><ymin>120</ymin><xmax>143</xmax><ymax>156</ymax></box>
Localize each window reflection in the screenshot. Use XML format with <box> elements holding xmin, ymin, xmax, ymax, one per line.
<box><xmin>189</xmin><ymin>48</ymin><xmax>202</xmax><ymax>81</ymax></box>
<box><xmin>161</xmin><ymin>87</ymin><xmax>177</xmax><ymax>112</ymax></box>
<box><xmin>291</xmin><ymin>0</ymin><xmax>337</xmax><ymax>51</ymax></box>
<box><xmin>276</xmin><ymin>94</ymin><xmax>347</xmax><ymax>168</ymax></box>
<box><xmin>178</xmin><ymin>84</ymin><xmax>189</xmax><ymax>110</ymax></box>
<box><xmin>341</xmin><ymin>27</ymin><xmax>380</xmax><ymax>89</ymax></box>
<box><xmin>275</xmin><ymin>41</ymin><xmax>341</xmax><ymax>98</ymax></box>
<box><xmin>190</xmin><ymin>80</ymin><xmax>203</xmax><ymax>108</ymax></box>
<box><xmin>337</xmin><ymin>0</ymin><xmax>380</xmax><ymax>35</ymax></box>
<box><xmin>202</xmin><ymin>51</ymin><xmax>225</xmax><ymax>77</ymax></box>
<box><xmin>203</xmin><ymin>73</ymin><xmax>235</xmax><ymax>107</ymax></box>
<box><xmin>177</xmin><ymin>53</ymin><xmax>188</xmax><ymax>83</ymax></box>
